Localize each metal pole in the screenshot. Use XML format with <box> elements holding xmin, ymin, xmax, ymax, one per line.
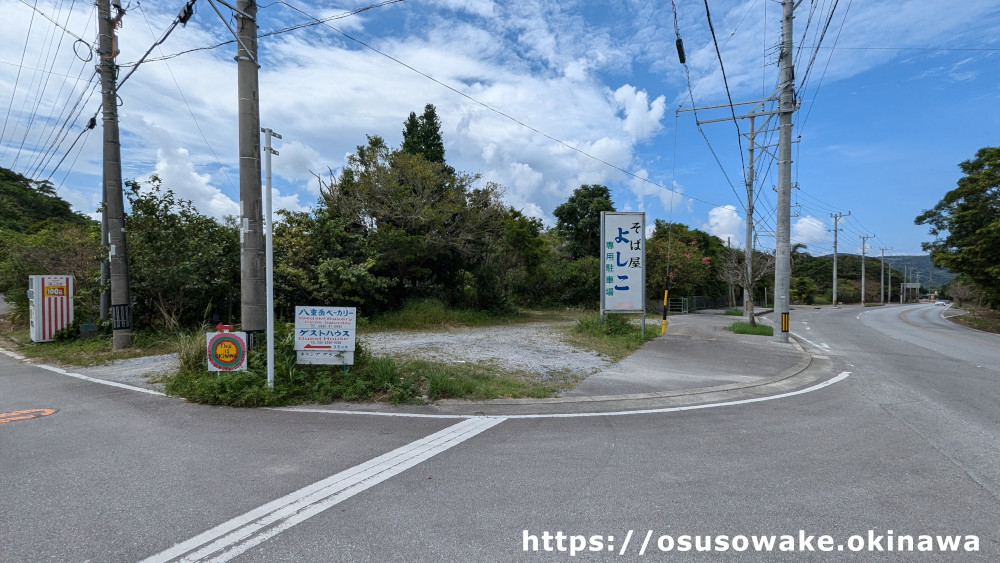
<box><xmin>744</xmin><ymin>115</ymin><xmax>755</xmax><ymax>319</ymax></box>
<box><xmin>98</xmin><ymin>0</ymin><xmax>132</xmax><ymax>349</ymax></box>
<box><xmin>237</xmin><ymin>0</ymin><xmax>265</xmax><ymax>339</ymax></box>
<box><xmin>773</xmin><ymin>0</ymin><xmax>794</xmax><ymax>343</ymax></box>
<box><xmin>262</xmin><ymin>127</ymin><xmax>280</xmax><ymax>389</ymax></box>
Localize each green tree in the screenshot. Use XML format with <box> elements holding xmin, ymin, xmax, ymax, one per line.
<box><xmin>915</xmin><ymin>146</ymin><xmax>1000</xmax><ymax>306</ymax></box>
<box><xmin>645</xmin><ymin>220</ymin><xmax>725</xmax><ymax>298</ymax></box>
<box><xmin>791</xmin><ymin>276</ymin><xmax>819</xmax><ymax>305</ymax></box>
<box><xmin>552</xmin><ymin>184</ymin><xmax>615</xmax><ymax>259</ymax></box>
<box><xmin>401</xmin><ymin>103</ymin><xmax>454</xmax><ymax>176</ymax></box>
<box><xmin>0</xmin><ymin>167</ymin><xmax>92</xmax><ymax>232</ymax></box>
<box><xmin>321</xmin><ymin>135</ymin><xmax>509</xmax><ymax>307</ymax></box>
<box><xmin>272</xmin><ymin>208</ymin><xmax>392</xmax><ymax>318</ymax></box>
<box><xmin>125</xmin><ymin>176</ymin><xmax>239</xmax><ymax>331</ymax></box>
<box><xmin>0</xmin><ymin>220</ymin><xmax>102</xmax><ymax>322</ymax></box>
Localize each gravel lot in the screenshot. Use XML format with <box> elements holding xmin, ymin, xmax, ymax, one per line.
<box><xmin>360</xmin><ymin>322</ymin><xmax>613</xmax><ymax>380</ymax></box>
<box><xmin>23</xmin><ymin>321</ymin><xmax>613</xmax><ymax>393</ymax></box>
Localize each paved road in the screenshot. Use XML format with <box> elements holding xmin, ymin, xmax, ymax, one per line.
<box><xmin>2</xmin><ymin>305</ymin><xmax>997</xmax><ymax>561</ymax></box>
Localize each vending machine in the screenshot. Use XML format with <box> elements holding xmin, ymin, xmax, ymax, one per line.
<box><xmin>28</xmin><ymin>275</ymin><xmax>74</xmax><ymax>342</ymax></box>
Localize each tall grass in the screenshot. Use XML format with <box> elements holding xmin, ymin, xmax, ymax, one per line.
<box><xmin>726</xmin><ymin>321</ymin><xmax>773</xmax><ymax>336</ymax></box>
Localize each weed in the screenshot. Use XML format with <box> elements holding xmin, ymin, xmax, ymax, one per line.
<box><xmin>726</xmin><ymin>321</ymin><xmax>774</xmax><ymax>336</ymax></box>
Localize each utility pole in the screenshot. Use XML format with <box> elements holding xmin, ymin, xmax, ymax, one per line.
<box><xmin>98</xmin><ymin>0</ymin><xmax>132</xmax><ymax>349</ymax></box>
<box><xmin>773</xmin><ymin>0</ymin><xmax>794</xmax><ymax>343</ymax></box>
<box><xmin>886</xmin><ymin>259</ymin><xmax>892</xmax><ymax>304</ymax></box>
<box><xmin>829</xmin><ymin>211</ymin><xmax>850</xmax><ymax>307</ymax></box>
<box><xmin>879</xmin><ymin>247</ymin><xmax>890</xmax><ymax>304</ymax></box>
<box><xmin>859</xmin><ymin>234</ymin><xmax>874</xmax><ymax>306</ymax></box>
<box><xmin>236</xmin><ymin>0</ymin><xmax>265</xmax><ymax>339</ymax></box>
<box><xmin>678</xmin><ymin>93</ymin><xmax>785</xmax><ymax>323</ymax></box>
<box><xmin>743</xmin><ymin>115</ymin><xmax>757</xmax><ymax>320</ymax></box>
<box><xmin>727</xmin><ymin>237</ymin><xmax>734</xmax><ymax>308</ymax></box>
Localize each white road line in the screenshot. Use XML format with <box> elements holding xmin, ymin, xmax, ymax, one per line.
<box><xmin>278</xmin><ymin>372</ymin><xmax>852</xmax><ymax>420</ymax></box>
<box><xmin>788</xmin><ymin>331</ymin><xmax>831</xmax><ymax>353</ymax></box>
<box><xmin>140</xmin><ymin>416</ymin><xmax>506</xmax><ymax>563</ymax></box>
<box><xmin>0</xmin><ymin>348</ymin><xmax>165</xmax><ymax>396</ymax></box>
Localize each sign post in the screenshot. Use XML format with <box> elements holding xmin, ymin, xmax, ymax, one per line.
<box><xmin>295</xmin><ymin>306</ymin><xmax>357</xmax><ymax>365</ymax></box>
<box><xmin>600</xmin><ymin>212</ymin><xmax>646</xmax><ymax>333</ymax></box>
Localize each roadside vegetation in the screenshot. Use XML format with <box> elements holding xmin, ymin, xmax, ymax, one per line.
<box><xmin>726</xmin><ymin>321</ymin><xmax>774</xmax><ymax>337</ymax></box>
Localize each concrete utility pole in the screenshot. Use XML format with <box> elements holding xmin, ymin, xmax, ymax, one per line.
<box><xmin>678</xmin><ymin>91</ymin><xmax>783</xmax><ymax>323</ymax></box>
<box><xmin>886</xmin><ymin>259</ymin><xmax>892</xmax><ymax>304</ymax></box>
<box><xmin>859</xmin><ymin>234</ymin><xmax>874</xmax><ymax>306</ymax></box>
<box><xmin>773</xmin><ymin>0</ymin><xmax>794</xmax><ymax>343</ymax></box>
<box><xmin>880</xmin><ymin>247</ymin><xmax>890</xmax><ymax>304</ymax></box>
<box><xmin>98</xmin><ymin>0</ymin><xmax>132</xmax><ymax>349</ymax></box>
<box><xmin>829</xmin><ymin>211</ymin><xmax>849</xmax><ymax>307</ymax></box>
<box><xmin>237</xmin><ymin>0</ymin><xmax>265</xmax><ymax>338</ymax></box>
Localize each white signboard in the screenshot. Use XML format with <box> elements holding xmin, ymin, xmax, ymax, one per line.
<box><xmin>295</xmin><ymin>306</ymin><xmax>357</xmax><ymax>365</ymax></box>
<box><xmin>600</xmin><ymin>212</ymin><xmax>646</xmax><ymax>313</ymax></box>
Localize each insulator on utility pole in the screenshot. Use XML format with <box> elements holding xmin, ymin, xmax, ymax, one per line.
<box><xmin>97</xmin><ymin>0</ymin><xmax>132</xmax><ymax>349</ymax></box>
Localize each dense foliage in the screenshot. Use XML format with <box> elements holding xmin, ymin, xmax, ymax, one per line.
<box><xmin>916</xmin><ymin>146</ymin><xmax>1000</xmax><ymax>306</ymax></box>
<box><xmin>0</xmin><ymin>168</ymin><xmax>101</xmax><ymax>321</ymax></box>
<box><xmin>124</xmin><ymin>176</ymin><xmax>240</xmax><ymax>331</ymax></box>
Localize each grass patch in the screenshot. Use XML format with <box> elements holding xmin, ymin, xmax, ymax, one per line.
<box><xmin>162</xmin><ymin>324</ymin><xmax>570</xmax><ymax>407</ymax></box>
<box><xmin>726</xmin><ymin>321</ymin><xmax>774</xmax><ymax>336</ymax></box>
<box><xmin>564</xmin><ymin>313</ymin><xmax>657</xmax><ymax>362</ymax></box>
<box><xmin>949</xmin><ymin>307</ymin><xmax>1000</xmax><ymax>334</ymax></box>
<box><xmin>3</xmin><ymin>328</ymin><xmax>179</xmax><ymax>366</ymax></box>
<box><xmin>724</xmin><ymin>308</ymin><xmax>744</xmax><ymax>316</ymax></box>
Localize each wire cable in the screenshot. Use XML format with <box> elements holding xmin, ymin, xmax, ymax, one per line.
<box><xmin>276</xmin><ymin>0</ymin><xmax>720</xmax><ymax>208</ymax></box>
<box><xmin>702</xmin><ymin>0</ymin><xmax>748</xmax><ymax>189</ymax></box>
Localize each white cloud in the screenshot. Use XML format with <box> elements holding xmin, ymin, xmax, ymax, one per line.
<box><xmin>791</xmin><ymin>215</ymin><xmax>828</xmax><ymax>248</ymax></box>
<box><xmin>703</xmin><ymin>204</ymin><xmax>745</xmax><ymax>247</ymax></box>
<box><xmin>613</xmin><ymin>84</ymin><xmax>666</xmax><ymax>140</ymax></box>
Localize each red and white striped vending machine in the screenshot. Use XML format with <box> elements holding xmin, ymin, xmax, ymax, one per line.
<box><xmin>28</xmin><ymin>275</ymin><xmax>74</xmax><ymax>342</ymax></box>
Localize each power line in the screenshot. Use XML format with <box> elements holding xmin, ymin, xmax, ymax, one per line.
<box><xmin>11</xmin><ymin>0</ymin><xmax>82</xmax><ymax>170</ymax></box>
<box><xmin>670</xmin><ymin>0</ymin><xmax>743</xmax><ymax>208</ymax></box>
<box><xmin>702</xmin><ymin>0</ymin><xmax>748</xmax><ymax>189</ymax></box>
<box><xmin>135</xmin><ymin>3</ymin><xmax>237</xmax><ymax>196</ymax></box>
<box><xmin>279</xmin><ymin>0</ymin><xmax>720</xmax><ymax>208</ymax></box>
<box><xmin>1</xmin><ymin>0</ymin><xmax>39</xmax><ymax>154</ymax></box>
<box><xmin>16</xmin><ymin>0</ymin><xmax>94</xmax><ymax>45</ymax></box>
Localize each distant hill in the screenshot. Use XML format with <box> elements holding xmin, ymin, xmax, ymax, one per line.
<box><xmin>0</xmin><ymin>167</ymin><xmax>94</xmax><ymax>232</ymax></box>
<box><xmin>884</xmin><ymin>255</ymin><xmax>957</xmax><ymax>290</ymax></box>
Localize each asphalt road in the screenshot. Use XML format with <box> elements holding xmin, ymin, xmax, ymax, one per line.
<box><xmin>1</xmin><ymin>303</ymin><xmax>997</xmax><ymax>561</ymax></box>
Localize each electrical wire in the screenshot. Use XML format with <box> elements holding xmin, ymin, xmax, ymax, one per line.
<box><xmin>11</xmin><ymin>0</ymin><xmax>79</xmax><ymax>170</ymax></box>
<box><xmin>275</xmin><ymin>0</ymin><xmax>719</xmax><ymax>208</ymax></box>
<box><xmin>670</xmin><ymin>0</ymin><xmax>743</xmax><ymax>209</ymax></box>
<box><xmin>135</xmin><ymin>2</ymin><xmax>238</xmax><ymax>197</ymax></box>
<box><xmin>1</xmin><ymin>0</ymin><xmax>39</xmax><ymax>153</ymax></box>
<box><xmin>702</xmin><ymin>0</ymin><xmax>748</xmax><ymax>190</ymax></box>
<box><xmin>16</xmin><ymin>0</ymin><xmax>93</xmax><ymax>45</ymax></box>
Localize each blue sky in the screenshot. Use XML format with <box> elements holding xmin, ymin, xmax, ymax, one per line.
<box><xmin>1</xmin><ymin>0</ymin><xmax>998</xmax><ymax>259</ymax></box>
